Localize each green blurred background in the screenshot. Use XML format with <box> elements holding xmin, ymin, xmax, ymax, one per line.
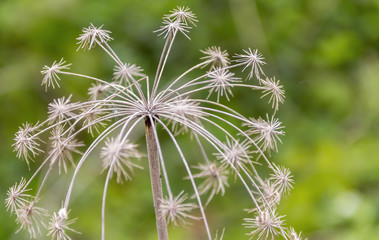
<box><xmin>1</xmin><ymin>0</ymin><xmax>379</xmax><ymax>239</ymax></box>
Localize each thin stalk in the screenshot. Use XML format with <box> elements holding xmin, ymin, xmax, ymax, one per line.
<box><xmin>145</xmin><ymin>117</ymin><xmax>168</xmax><ymax>240</ymax></box>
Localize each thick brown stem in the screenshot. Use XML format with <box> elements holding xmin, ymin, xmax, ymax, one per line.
<box><xmin>145</xmin><ymin>118</ymin><xmax>168</xmax><ymax>240</ymax></box>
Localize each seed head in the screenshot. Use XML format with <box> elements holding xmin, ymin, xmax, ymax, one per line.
<box><xmin>49</xmin><ymin>125</ymin><xmax>84</xmax><ymax>174</ymax></box>
<box><xmin>47</xmin><ymin>95</ymin><xmax>78</xmax><ymax>124</ymax></box>
<box><xmin>234</xmin><ymin>48</ymin><xmax>266</xmax><ymax>80</ymax></box>
<box><xmin>160</xmin><ymin>191</ymin><xmax>198</xmax><ymax>226</ymax></box>
<box><xmin>41</xmin><ymin>59</ymin><xmax>71</xmax><ymax>91</ymax></box>
<box><xmin>260</xmin><ymin>77</ymin><xmax>285</xmax><ymax>112</ymax></box>
<box><xmin>5</xmin><ymin>178</ymin><xmax>33</xmax><ymax>214</ymax></box>
<box><xmin>244</xmin><ymin>114</ymin><xmax>285</xmax><ymax>153</ymax></box>
<box><xmin>47</xmin><ymin>208</ymin><xmax>79</xmax><ymax>240</ymax></box>
<box><xmin>201</xmin><ymin>46</ymin><xmax>230</xmax><ymax>69</ymax></box>
<box><xmin>269</xmin><ymin>164</ymin><xmax>294</xmax><ymax>196</ymax></box>
<box><xmin>155</xmin><ymin>18</ymin><xmax>191</xmax><ymax>40</ymax></box>
<box><xmin>87</xmin><ymin>83</ymin><xmax>110</xmax><ymax>100</ymax></box>
<box><xmin>113</xmin><ymin>63</ymin><xmax>145</xmax><ymax>86</ymax></box>
<box><xmin>100</xmin><ymin>137</ymin><xmax>143</xmax><ymax>183</ymax></box>
<box><xmin>243</xmin><ymin>209</ymin><xmax>284</xmax><ymax>240</ymax></box>
<box><xmin>13</xmin><ymin>122</ymin><xmax>43</xmax><ymax>167</ymax></box>
<box><xmin>206</xmin><ymin>67</ymin><xmax>241</xmax><ymax>102</ymax></box>
<box><xmin>76</xmin><ymin>23</ymin><xmax>113</xmax><ymax>51</ymax></box>
<box><xmin>15</xmin><ymin>202</ymin><xmax>48</xmax><ymax>239</ymax></box>
<box><xmin>192</xmin><ymin>162</ymin><xmax>229</xmax><ymax>205</ymax></box>
<box><xmin>165</xmin><ymin>6</ymin><xmax>198</xmax><ymax>26</ymax></box>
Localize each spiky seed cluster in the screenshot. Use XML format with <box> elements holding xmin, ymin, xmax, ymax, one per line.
<box><xmin>88</xmin><ymin>83</ymin><xmax>110</xmax><ymax>100</ymax></box>
<box><xmin>243</xmin><ymin>209</ymin><xmax>284</xmax><ymax>240</ymax></box>
<box><xmin>16</xmin><ymin>203</ymin><xmax>48</xmax><ymax>239</ymax></box>
<box><xmin>7</xmin><ymin>6</ymin><xmax>303</xmax><ymax>240</ymax></box>
<box><xmin>201</xmin><ymin>46</ymin><xmax>230</xmax><ymax>69</ymax></box>
<box><xmin>215</xmin><ymin>138</ymin><xmax>253</xmax><ymax>172</ymax></box>
<box><xmin>244</xmin><ymin>114</ymin><xmax>285</xmax><ymax>153</ymax></box>
<box><xmin>206</xmin><ymin>67</ymin><xmax>241</xmax><ymax>102</ymax></box>
<box><xmin>41</xmin><ymin>59</ymin><xmax>71</xmax><ymax>91</ymax></box>
<box><xmin>49</xmin><ymin>126</ymin><xmax>84</xmax><ymax>174</ymax></box>
<box><xmin>76</xmin><ymin>23</ymin><xmax>113</xmax><ymax>50</ymax></box>
<box><xmin>100</xmin><ymin>137</ymin><xmax>143</xmax><ymax>183</ymax></box>
<box><xmin>160</xmin><ymin>191</ymin><xmax>197</xmax><ymax>226</ymax></box>
<box><xmin>5</xmin><ymin>178</ymin><xmax>32</xmax><ymax>214</ymax></box>
<box><xmin>47</xmin><ymin>95</ymin><xmax>78</xmax><ymax>124</ymax></box>
<box><xmin>113</xmin><ymin>63</ymin><xmax>145</xmax><ymax>86</ymax></box>
<box><xmin>192</xmin><ymin>162</ymin><xmax>229</xmax><ymax>205</ymax></box>
<box><xmin>260</xmin><ymin>77</ymin><xmax>285</xmax><ymax>112</ymax></box>
<box><xmin>47</xmin><ymin>208</ymin><xmax>78</xmax><ymax>240</ymax></box>
<box><xmin>234</xmin><ymin>48</ymin><xmax>266</xmax><ymax>80</ymax></box>
<box><xmin>13</xmin><ymin>123</ymin><xmax>42</xmax><ymax>167</ymax></box>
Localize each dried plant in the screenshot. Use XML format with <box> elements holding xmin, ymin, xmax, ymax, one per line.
<box><xmin>6</xmin><ymin>6</ymin><xmax>304</xmax><ymax>240</ymax></box>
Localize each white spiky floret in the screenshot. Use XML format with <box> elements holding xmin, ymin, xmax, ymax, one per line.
<box><xmin>47</xmin><ymin>208</ymin><xmax>79</xmax><ymax>240</ymax></box>
<box><xmin>76</xmin><ymin>23</ymin><xmax>113</xmax><ymax>51</ymax></box>
<box><xmin>41</xmin><ymin>59</ymin><xmax>71</xmax><ymax>91</ymax></box>
<box><xmin>260</xmin><ymin>77</ymin><xmax>285</xmax><ymax>112</ymax></box>
<box><xmin>15</xmin><ymin>202</ymin><xmax>48</xmax><ymax>239</ymax></box>
<box><xmin>206</xmin><ymin>67</ymin><xmax>241</xmax><ymax>102</ymax></box>
<box><xmin>243</xmin><ymin>209</ymin><xmax>285</xmax><ymax>240</ymax></box>
<box><xmin>160</xmin><ymin>191</ymin><xmax>198</xmax><ymax>226</ymax></box>
<box><xmin>5</xmin><ymin>178</ymin><xmax>33</xmax><ymax>214</ymax></box>
<box><xmin>13</xmin><ymin>122</ymin><xmax>43</xmax><ymax>167</ymax></box>
<box><xmin>192</xmin><ymin>162</ymin><xmax>229</xmax><ymax>205</ymax></box>
<box><xmin>113</xmin><ymin>62</ymin><xmax>145</xmax><ymax>86</ymax></box>
<box><xmin>155</xmin><ymin>18</ymin><xmax>192</xmax><ymax>40</ymax></box>
<box><xmin>269</xmin><ymin>163</ymin><xmax>294</xmax><ymax>196</ymax></box>
<box><xmin>244</xmin><ymin>114</ymin><xmax>285</xmax><ymax>153</ymax></box>
<box><xmin>215</xmin><ymin>138</ymin><xmax>253</xmax><ymax>172</ymax></box>
<box><xmin>87</xmin><ymin>83</ymin><xmax>110</xmax><ymax>100</ymax></box>
<box><xmin>49</xmin><ymin>125</ymin><xmax>84</xmax><ymax>174</ymax></box>
<box><xmin>165</xmin><ymin>6</ymin><xmax>198</xmax><ymax>26</ymax></box>
<box><xmin>47</xmin><ymin>95</ymin><xmax>78</xmax><ymax>124</ymax></box>
<box><xmin>234</xmin><ymin>48</ymin><xmax>266</xmax><ymax>80</ymax></box>
<box><xmin>100</xmin><ymin>137</ymin><xmax>143</xmax><ymax>183</ymax></box>
<box><xmin>200</xmin><ymin>46</ymin><xmax>230</xmax><ymax>69</ymax></box>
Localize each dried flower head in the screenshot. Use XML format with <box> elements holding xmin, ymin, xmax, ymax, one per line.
<box><xmin>201</xmin><ymin>46</ymin><xmax>230</xmax><ymax>69</ymax></box>
<box><xmin>100</xmin><ymin>137</ymin><xmax>143</xmax><ymax>183</ymax></box>
<box><xmin>7</xmin><ymin>6</ymin><xmax>300</xmax><ymax>240</ymax></box>
<box><xmin>47</xmin><ymin>95</ymin><xmax>78</xmax><ymax>124</ymax></box>
<box><xmin>215</xmin><ymin>138</ymin><xmax>253</xmax><ymax>172</ymax></box>
<box><xmin>76</xmin><ymin>23</ymin><xmax>113</xmax><ymax>51</ymax></box>
<box><xmin>165</xmin><ymin>6</ymin><xmax>198</xmax><ymax>26</ymax></box>
<box><xmin>5</xmin><ymin>178</ymin><xmax>33</xmax><ymax>214</ymax></box>
<box><xmin>244</xmin><ymin>114</ymin><xmax>285</xmax><ymax>153</ymax></box>
<box><xmin>160</xmin><ymin>191</ymin><xmax>198</xmax><ymax>226</ymax></box>
<box><xmin>113</xmin><ymin>63</ymin><xmax>145</xmax><ymax>86</ymax></box>
<box><xmin>88</xmin><ymin>83</ymin><xmax>110</xmax><ymax>100</ymax></box>
<box><xmin>155</xmin><ymin>18</ymin><xmax>191</xmax><ymax>39</ymax></box>
<box><xmin>47</xmin><ymin>208</ymin><xmax>79</xmax><ymax>240</ymax></box>
<box><xmin>49</xmin><ymin>125</ymin><xmax>84</xmax><ymax>174</ymax></box>
<box><xmin>270</xmin><ymin>164</ymin><xmax>294</xmax><ymax>196</ymax></box>
<box><xmin>41</xmin><ymin>59</ymin><xmax>71</xmax><ymax>91</ymax></box>
<box><xmin>234</xmin><ymin>48</ymin><xmax>266</xmax><ymax>80</ymax></box>
<box><xmin>260</xmin><ymin>77</ymin><xmax>285</xmax><ymax>113</ymax></box>
<box><xmin>206</xmin><ymin>67</ymin><xmax>241</xmax><ymax>102</ymax></box>
<box><xmin>192</xmin><ymin>162</ymin><xmax>229</xmax><ymax>205</ymax></box>
<box><xmin>243</xmin><ymin>209</ymin><xmax>285</xmax><ymax>240</ymax></box>
<box><xmin>12</xmin><ymin>122</ymin><xmax>43</xmax><ymax>167</ymax></box>
<box><xmin>16</xmin><ymin>202</ymin><xmax>48</xmax><ymax>239</ymax></box>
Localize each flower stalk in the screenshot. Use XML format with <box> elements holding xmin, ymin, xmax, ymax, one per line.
<box><xmin>145</xmin><ymin>117</ymin><xmax>168</xmax><ymax>240</ymax></box>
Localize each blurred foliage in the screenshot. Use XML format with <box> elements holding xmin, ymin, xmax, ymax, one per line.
<box><xmin>1</xmin><ymin>0</ymin><xmax>379</xmax><ymax>239</ymax></box>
